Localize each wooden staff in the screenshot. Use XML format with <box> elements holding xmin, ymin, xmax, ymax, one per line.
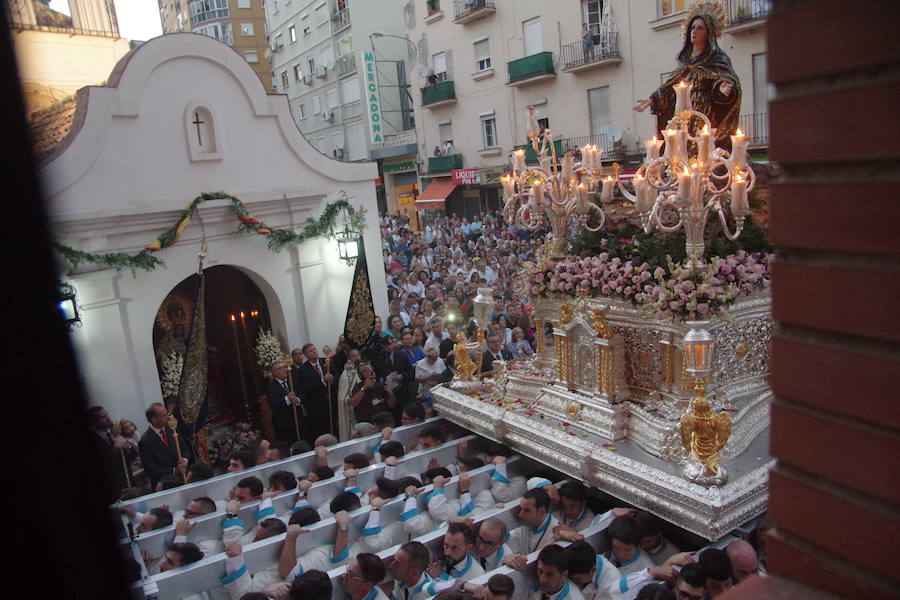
<box><xmin>111</xmin><ymin>421</ymin><xmax>132</xmax><ymax>488</ymax></box>
<box><xmin>283</xmin><ymin>354</ymin><xmax>301</xmax><ymax>443</ymax></box>
<box><xmin>167</xmin><ymin>414</ymin><xmax>187</xmax><ymax>483</ymax></box>
<box><xmin>325</xmin><ymin>357</ymin><xmax>334</xmax><ymax>434</ymax></box>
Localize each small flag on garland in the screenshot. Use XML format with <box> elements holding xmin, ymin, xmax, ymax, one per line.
<box><xmin>342</xmin><ymin>240</ymin><xmax>376</xmax><ymax>350</ymax></box>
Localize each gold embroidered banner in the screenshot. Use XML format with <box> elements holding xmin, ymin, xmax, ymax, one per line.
<box><xmin>343</xmin><ymin>241</ymin><xmax>375</xmax><ymax>349</ymax></box>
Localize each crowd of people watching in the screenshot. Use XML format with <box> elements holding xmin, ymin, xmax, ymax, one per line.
<box><xmin>88</xmin><ymin>210</ymin><xmax>770</xmax><ymax>599</ymax></box>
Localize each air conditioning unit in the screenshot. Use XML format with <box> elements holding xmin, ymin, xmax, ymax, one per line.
<box><xmin>322</xmin><ymin>110</ymin><xmax>335</xmax><ymax>122</ymax></box>
<box><xmin>333</xmin><ymin>147</ymin><xmax>345</xmax><ymax>158</ymax></box>
<box><xmin>302</xmin><ymin>73</ymin><xmax>313</xmax><ymax>85</ymax></box>
<box><xmin>315</xmin><ymin>65</ymin><xmax>328</xmax><ymax>79</ymax></box>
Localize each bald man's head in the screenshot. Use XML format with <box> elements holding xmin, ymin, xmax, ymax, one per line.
<box><xmin>726</xmin><ymin>539</ymin><xmax>759</xmax><ymax>582</ymax></box>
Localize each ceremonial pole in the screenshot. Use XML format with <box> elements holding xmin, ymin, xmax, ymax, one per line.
<box><xmin>230</xmin><ymin>314</ymin><xmax>250</xmax><ymax>417</ymax></box>
<box><xmin>283</xmin><ymin>353</ymin><xmax>301</xmax><ymax>442</ymax></box>
<box><xmin>325</xmin><ymin>355</ymin><xmax>334</xmax><ymax>434</ymax></box>
<box><xmin>110</xmin><ymin>421</ymin><xmax>132</xmax><ymax>488</ymax></box>
<box><xmin>167</xmin><ymin>414</ymin><xmax>187</xmax><ymax>483</ymax></box>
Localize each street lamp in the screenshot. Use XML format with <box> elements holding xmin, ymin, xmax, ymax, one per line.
<box><xmin>58</xmin><ymin>281</ymin><xmax>81</xmax><ymax>328</ymax></box>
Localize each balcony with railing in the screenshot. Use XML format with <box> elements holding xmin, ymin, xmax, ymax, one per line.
<box><xmin>507</xmin><ymin>51</ymin><xmax>555</xmax><ymax>86</ymax></box>
<box><xmin>188</xmin><ymin>0</ymin><xmax>228</xmax><ymax>26</ymax></box>
<box><xmin>332</xmin><ymin>6</ymin><xmax>350</xmax><ymax>31</ymax></box>
<box><xmin>428</xmin><ymin>154</ymin><xmax>463</xmax><ymax>172</ymax></box>
<box><xmin>739</xmin><ymin>112</ymin><xmax>769</xmax><ymax>147</ymax></box>
<box><xmin>452</xmin><ymin>0</ymin><xmax>495</xmax><ymax>24</ymax></box>
<box><xmin>513</xmin><ymin>140</ymin><xmax>564</xmax><ymax>164</ymax></box>
<box><xmin>421</xmin><ymin>80</ymin><xmax>456</xmax><ymax>108</ymax></box>
<box><xmin>559</xmin><ymin>133</ymin><xmax>623</xmax><ymax>161</ymax></box>
<box><xmin>726</xmin><ymin>0</ymin><xmax>771</xmax><ymax>32</ymax></box>
<box><xmin>336</xmin><ymin>53</ymin><xmax>356</xmax><ymax>77</ymax></box>
<box><xmin>561</xmin><ymin>32</ymin><xmax>622</xmax><ymax>72</ymax></box>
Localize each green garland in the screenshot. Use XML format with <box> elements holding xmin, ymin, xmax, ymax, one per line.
<box><xmin>55</xmin><ymin>191</ymin><xmax>364</xmax><ymax>272</ymax></box>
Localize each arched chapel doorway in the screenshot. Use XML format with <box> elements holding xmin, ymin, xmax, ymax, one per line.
<box><xmin>152</xmin><ymin>265</ymin><xmax>276</xmax><ymax>430</ymax></box>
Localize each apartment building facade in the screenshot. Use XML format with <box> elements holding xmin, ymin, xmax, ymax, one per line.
<box><xmin>265</xmin><ymin>0</ymin><xmax>418</xmax><ymax>214</ymax></box>
<box><xmin>407</xmin><ymin>0</ymin><xmax>770</xmax><ymax>222</ymax></box>
<box><xmin>158</xmin><ymin>0</ymin><xmax>273</xmax><ymax>91</ymax></box>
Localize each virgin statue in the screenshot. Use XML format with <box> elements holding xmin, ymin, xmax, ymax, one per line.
<box><xmin>634</xmin><ymin>0</ymin><xmax>741</xmax><ymax>148</ymax></box>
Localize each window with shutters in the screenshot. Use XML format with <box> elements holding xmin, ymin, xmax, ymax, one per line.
<box><xmin>481</xmin><ymin>116</ymin><xmax>497</xmax><ymax>148</ymax></box>
<box><xmin>311</xmin><ymin>95</ymin><xmax>321</xmax><ymax>115</ymax></box>
<box><xmin>587</xmin><ymin>85</ymin><xmax>611</xmax><ymax>140</ymax></box>
<box><xmin>326</xmin><ymin>88</ymin><xmax>339</xmax><ymax>109</ymax></box>
<box><xmin>439</xmin><ymin>122</ymin><xmax>453</xmax><ymax>145</ymax></box>
<box><xmin>240</xmin><ymin>22</ymin><xmax>254</xmax><ymax>36</ymax></box>
<box><xmin>474</xmin><ymin>38</ymin><xmax>491</xmax><ymax>71</ymax></box>
<box><xmin>433</xmin><ymin>51</ymin><xmax>448</xmax><ymax>82</ymax></box>
<box><xmin>288</xmin><ymin>24</ymin><xmax>296</xmax><ymax>42</ymax></box>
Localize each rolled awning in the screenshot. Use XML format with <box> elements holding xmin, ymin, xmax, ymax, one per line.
<box><xmin>415</xmin><ymin>177</ymin><xmax>457</xmax><ymax>210</ymax></box>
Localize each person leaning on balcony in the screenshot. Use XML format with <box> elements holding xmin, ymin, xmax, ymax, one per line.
<box><xmin>581</xmin><ymin>23</ymin><xmax>595</xmax><ymax>60</ymax></box>
<box><xmin>633</xmin><ymin>6</ymin><xmax>740</xmax><ymax>149</ymax></box>
<box><xmin>433</xmin><ymin>145</ymin><xmax>443</xmax><ymax>157</ymax></box>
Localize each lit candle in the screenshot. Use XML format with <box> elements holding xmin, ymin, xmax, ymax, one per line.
<box><xmin>532</xmin><ymin>181</ymin><xmax>545</xmax><ymax>210</ymax></box>
<box><xmin>579</xmin><ymin>145</ymin><xmax>591</xmax><ymax>169</ymax></box>
<box><xmin>677</xmin><ymin>166</ymin><xmax>692</xmax><ymax>205</ymax></box>
<box><xmin>674</xmin><ymin>80</ymin><xmax>693</xmax><ymax>113</ymax></box>
<box><xmin>576</xmin><ymin>182</ymin><xmax>589</xmax><ymax>211</ymax></box>
<box><xmin>731</xmin><ymin>128</ymin><xmax>748</xmax><ymax>171</ymax></box>
<box><xmin>500</xmin><ymin>174</ymin><xmax>515</xmax><ymax>199</ymax></box>
<box><xmin>592</xmin><ymin>145</ymin><xmax>603</xmax><ymax>170</ymax></box>
<box><xmin>731</xmin><ymin>174</ymin><xmax>749</xmax><ymax>217</ymax></box>
<box><xmin>699</xmin><ymin>125</ymin><xmax>712</xmax><ymax>165</ymax></box>
<box><xmin>600</xmin><ymin>176</ymin><xmax>615</xmax><ymax>202</ymax></box>
<box><xmin>663</xmin><ymin>129</ymin><xmax>678</xmax><ymax>158</ymax></box>
<box><xmin>512</xmin><ymin>149</ymin><xmax>526</xmax><ymax>173</ymax></box>
<box><xmin>634</xmin><ymin>174</ymin><xmax>653</xmax><ymax>215</ymax></box>
<box><xmin>644</xmin><ymin>138</ymin><xmax>662</xmax><ymax>163</ymax></box>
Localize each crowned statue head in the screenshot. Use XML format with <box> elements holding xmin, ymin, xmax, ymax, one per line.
<box><xmin>677</xmin><ymin>0</ymin><xmax>728</xmax><ymax>64</ymax></box>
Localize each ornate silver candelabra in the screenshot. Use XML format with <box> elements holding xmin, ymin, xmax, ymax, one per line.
<box><xmin>617</xmin><ymin>81</ymin><xmax>754</xmax><ymax>270</ymax></box>
<box><xmin>502</xmin><ymin>107</ymin><xmax>615</xmax><ymax>258</ymax></box>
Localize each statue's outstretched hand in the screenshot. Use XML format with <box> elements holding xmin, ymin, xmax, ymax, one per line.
<box><xmin>633</xmin><ymin>99</ymin><xmax>651</xmax><ymax>112</ymax></box>
<box><xmin>719</xmin><ymin>81</ymin><xmax>734</xmax><ymax>97</ymax></box>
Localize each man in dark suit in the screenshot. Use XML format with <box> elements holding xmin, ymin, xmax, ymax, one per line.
<box><xmin>480</xmin><ymin>333</ymin><xmax>513</xmax><ymax>374</ymax></box>
<box><xmin>297</xmin><ymin>343</ymin><xmax>334</xmax><ymax>443</ymax></box>
<box><xmin>138</xmin><ymin>402</ymin><xmax>191</xmax><ymax>489</ymax></box>
<box><xmin>88</xmin><ymin>405</ymin><xmax>131</xmax><ymax>502</ymax></box>
<box><xmin>266</xmin><ymin>361</ymin><xmax>302</xmax><ymax>445</ymax></box>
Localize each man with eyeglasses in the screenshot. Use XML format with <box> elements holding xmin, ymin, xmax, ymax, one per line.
<box><xmin>342</xmin><ymin>553</ymin><xmax>389</xmax><ymax>600</ymax></box>
<box><xmin>473</xmin><ymin>518</ymin><xmax>514</xmax><ymax>571</ymax></box>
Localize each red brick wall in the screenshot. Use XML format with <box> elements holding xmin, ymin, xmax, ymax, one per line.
<box><xmin>765</xmin><ymin>1</ymin><xmax>900</xmax><ymax>598</ymax></box>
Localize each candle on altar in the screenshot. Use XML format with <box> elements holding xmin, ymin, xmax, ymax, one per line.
<box><xmin>674</xmin><ymin>80</ymin><xmax>693</xmax><ymax>113</ymax></box>
<box><xmin>731</xmin><ymin>128</ymin><xmax>748</xmax><ymax>170</ymax></box>
<box><xmin>644</xmin><ymin>138</ymin><xmax>662</xmax><ymax>163</ymax></box>
<box><xmin>677</xmin><ymin>166</ymin><xmax>692</xmax><ymax>204</ymax></box>
<box><xmin>731</xmin><ymin>174</ymin><xmax>749</xmax><ymax>217</ymax></box>
<box><xmin>512</xmin><ymin>149</ymin><xmax>526</xmax><ymax>173</ymax></box>
<box><xmin>562</xmin><ymin>153</ymin><xmax>574</xmax><ymax>182</ymax></box>
<box><xmin>600</xmin><ymin>176</ymin><xmax>615</xmax><ymax>202</ymax></box>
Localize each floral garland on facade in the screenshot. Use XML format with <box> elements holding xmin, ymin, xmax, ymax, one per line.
<box><xmin>55</xmin><ymin>191</ymin><xmax>365</xmax><ymax>272</ymax></box>
<box><xmin>517</xmin><ymin>244</ymin><xmax>773</xmax><ymax>321</ymax></box>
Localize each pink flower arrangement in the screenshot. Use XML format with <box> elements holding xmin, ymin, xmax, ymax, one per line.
<box><xmin>517</xmin><ymin>249</ymin><xmax>773</xmax><ymax>321</ymax></box>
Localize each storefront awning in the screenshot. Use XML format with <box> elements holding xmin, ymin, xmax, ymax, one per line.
<box><xmin>415</xmin><ymin>177</ymin><xmax>457</xmax><ymax>210</ymax></box>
